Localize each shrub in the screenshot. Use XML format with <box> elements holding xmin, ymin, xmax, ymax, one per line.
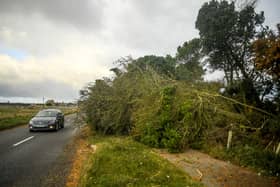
<box><xmin>229</xmin><ymin>145</ymin><xmax>280</xmax><ymax>176</ymax></box>
<box><xmin>135</xmin><ymin>85</ymin><xmax>211</xmax><ymax>152</ymax></box>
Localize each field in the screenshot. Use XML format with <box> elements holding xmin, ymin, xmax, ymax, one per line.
<box><xmin>0</xmin><ymin>104</ymin><xmax>77</xmax><ymax>131</ymax></box>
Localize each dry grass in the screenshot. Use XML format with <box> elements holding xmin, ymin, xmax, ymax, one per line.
<box><xmin>66</xmin><ymin>127</ymin><xmax>93</xmax><ymax>187</ymax></box>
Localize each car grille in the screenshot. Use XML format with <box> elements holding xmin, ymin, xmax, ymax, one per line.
<box><xmin>33</xmin><ymin>121</ymin><xmax>49</xmax><ymax>125</ymax></box>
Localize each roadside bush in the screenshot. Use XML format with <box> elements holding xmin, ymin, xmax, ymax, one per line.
<box><xmin>232</xmin><ymin>145</ymin><xmax>279</xmax><ymax>176</ymax></box>
<box><xmin>137</xmin><ymin>86</ymin><xmax>180</xmax><ymax>151</ymax></box>
<box><xmin>134</xmin><ymin>85</ymin><xmax>212</xmax><ymax>152</ymax></box>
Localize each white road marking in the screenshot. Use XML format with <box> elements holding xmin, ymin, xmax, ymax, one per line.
<box><xmin>13</xmin><ymin>136</ymin><xmax>34</xmax><ymax>147</ymax></box>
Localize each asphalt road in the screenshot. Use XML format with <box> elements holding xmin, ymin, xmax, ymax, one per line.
<box><xmin>0</xmin><ymin>114</ymin><xmax>79</xmax><ymax>187</ymax></box>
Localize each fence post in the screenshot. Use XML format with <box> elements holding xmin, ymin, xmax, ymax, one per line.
<box><xmin>276</xmin><ymin>142</ymin><xmax>280</xmax><ymax>155</ymax></box>
<box><xmin>227</xmin><ymin>127</ymin><xmax>233</xmax><ymax>150</ymax></box>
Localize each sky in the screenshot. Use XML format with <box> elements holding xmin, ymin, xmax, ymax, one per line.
<box><xmin>0</xmin><ymin>0</ymin><xmax>279</xmax><ymax>103</ymax></box>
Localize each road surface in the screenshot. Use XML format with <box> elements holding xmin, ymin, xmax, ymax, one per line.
<box><xmin>0</xmin><ymin>114</ymin><xmax>79</xmax><ymax>187</ymax></box>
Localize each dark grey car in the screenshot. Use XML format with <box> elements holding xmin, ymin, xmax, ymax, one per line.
<box><xmin>29</xmin><ymin>109</ymin><xmax>64</xmax><ymax>132</ymax></box>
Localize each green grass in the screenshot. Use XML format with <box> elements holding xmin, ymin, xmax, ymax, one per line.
<box><xmin>0</xmin><ymin>105</ymin><xmax>36</xmax><ymax>130</ymax></box>
<box><xmin>80</xmin><ymin>136</ymin><xmax>202</xmax><ymax>187</ymax></box>
<box><xmin>0</xmin><ymin>115</ymin><xmax>32</xmax><ymax>130</ymax></box>
<box><xmin>202</xmin><ymin>143</ymin><xmax>280</xmax><ymax>177</ymax></box>
<box><xmin>0</xmin><ymin>105</ymin><xmax>77</xmax><ymax>131</ymax></box>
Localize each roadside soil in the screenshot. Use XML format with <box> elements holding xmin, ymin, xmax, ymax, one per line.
<box><xmin>156</xmin><ymin>149</ymin><xmax>280</xmax><ymax>187</ymax></box>
<box><xmin>65</xmin><ymin>127</ymin><xmax>93</xmax><ymax>187</ymax></box>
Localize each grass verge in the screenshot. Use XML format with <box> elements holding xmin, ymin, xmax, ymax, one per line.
<box><xmin>202</xmin><ymin>143</ymin><xmax>280</xmax><ymax>177</ymax></box>
<box><xmin>66</xmin><ymin>127</ymin><xmax>92</xmax><ymax>187</ymax></box>
<box><xmin>79</xmin><ymin>135</ymin><xmax>202</xmax><ymax>187</ymax></box>
<box><xmin>0</xmin><ymin>115</ymin><xmax>32</xmax><ymax>131</ymax></box>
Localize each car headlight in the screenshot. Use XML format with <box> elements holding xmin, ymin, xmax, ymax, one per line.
<box><xmin>29</xmin><ymin>120</ymin><xmax>34</xmax><ymax>125</ymax></box>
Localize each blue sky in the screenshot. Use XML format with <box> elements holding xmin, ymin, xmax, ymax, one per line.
<box><xmin>0</xmin><ymin>46</ymin><xmax>27</xmax><ymax>60</ymax></box>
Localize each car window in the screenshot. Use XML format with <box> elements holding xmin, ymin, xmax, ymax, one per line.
<box><xmin>36</xmin><ymin>111</ymin><xmax>58</xmax><ymax>117</ymax></box>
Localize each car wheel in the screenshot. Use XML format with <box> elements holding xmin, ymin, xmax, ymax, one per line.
<box><xmin>61</xmin><ymin>122</ymin><xmax>64</xmax><ymax>128</ymax></box>
<box><xmin>55</xmin><ymin>124</ymin><xmax>59</xmax><ymax>131</ymax></box>
<box><xmin>29</xmin><ymin>129</ymin><xmax>33</xmax><ymax>132</ymax></box>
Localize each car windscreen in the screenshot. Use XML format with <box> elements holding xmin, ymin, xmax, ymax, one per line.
<box><xmin>36</xmin><ymin>111</ymin><xmax>57</xmax><ymax>117</ymax></box>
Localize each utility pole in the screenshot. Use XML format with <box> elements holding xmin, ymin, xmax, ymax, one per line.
<box><xmin>43</xmin><ymin>96</ymin><xmax>45</xmax><ymax>108</ymax></box>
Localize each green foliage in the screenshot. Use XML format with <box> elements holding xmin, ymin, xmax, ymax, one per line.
<box><xmin>81</xmin><ymin>54</ymin><xmax>206</xmax><ymax>136</ymax></box>
<box><xmin>45</xmin><ymin>99</ymin><xmax>55</xmax><ymax>106</ymax></box>
<box><xmin>260</xmin><ymin>117</ymin><xmax>280</xmax><ymax>139</ymax></box>
<box><xmin>0</xmin><ymin>115</ymin><xmax>31</xmax><ymax>130</ymax></box>
<box><xmin>175</xmin><ymin>63</ymin><xmax>204</xmax><ymax>82</ymax></box>
<box><xmin>81</xmin><ymin>136</ymin><xmax>202</xmax><ymax>187</ymax></box>
<box><xmin>94</xmin><ymin>80</ymin><xmax>132</xmax><ymax>134</ymax></box>
<box><xmin>81</xmin><ymin>55</ymin><xmax>211</xmax><ymax>151</ymax></box>
<box><xmin>232</xmin><ymin>145</ymin><xmax>280</xmax><ymax>176</ymax></box>
<box><xmin>161</xmin><ymin>128</ymin><xmax>182</xmax><ymax>152</ymax></box>
<box><xmin>137</xmin><ymin>86</ymin><xmax>186</xmax><ymax>152</ymax></box>
<box><xmin>135</xmin><ymin>55</ymin><xmax>176</xmax><ymax>78</ymax></box>
<box><xmin>205</xmin><ymin>143</ymin><xmax>280</xmax><ymax>176</ymax></box>
<box><xmin>176</xmin><ymin>38</ymin><xmax>201</xmax><ymax>60</ymax></box>
<box><xmin>195</xmin><ymin>0</ymin><xmax>265</xmax><ymax>105</ymax></box>
<box><xmin>0</xmin><ymin>105</ymin><xmax>38</xmax><ymax>130</ymax></box>
<box><xmin>175</xmin><ymin>38</ymin><xmax>205</xmax><ymax>82</ymax></box>
<box><xmin>86</xmin><ymin>58</ymin><xmax>165</xmax><ymax>134</ymax></box>
<box><xmin>134</xmin><ymin>84</ymin><xmax>214</xmax><ymax>152</ymax></box>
